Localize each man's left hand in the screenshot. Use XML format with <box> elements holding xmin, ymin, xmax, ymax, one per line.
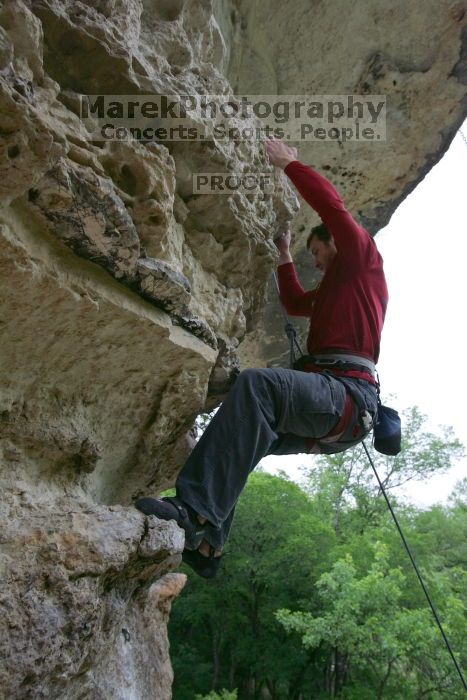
<box><xmin>273</xmin><ymin>229</ymin><xmax>293</xmax><ymax>266</ymax></box>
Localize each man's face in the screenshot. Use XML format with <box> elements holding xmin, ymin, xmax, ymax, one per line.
<box><xmin>309</xmin><ymin>235</ymin><xmax>337</xmax><ymax>272</ymax></box>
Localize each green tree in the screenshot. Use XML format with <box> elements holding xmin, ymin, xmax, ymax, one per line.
<box><xmin>170</xmin><ymin>471</ymin><xmax>335</xmax><ymax>699</ymax></box>
<box><xmin>195</xmin><ymin>690</ymin><xmax>238</xmax><ymax>700</ymax></box>
<box><xmin>300</xmin><ymin>405</ymin><xmax>464</xmax><ymax>534</ymax></box>
<box><xmin>276</xmin><ymin>541</ymin><xmax>466</xmax><ymax>698</ymax></box>
<box><xmin>169</xmin><ymin>406</ymin><xmax>466</xmax><ymax>699</ymax></box>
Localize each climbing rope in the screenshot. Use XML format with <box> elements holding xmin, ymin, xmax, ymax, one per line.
<box><xmin>271</xmin><ymin>271</ymin><xmax>304</xmax><ymax>368</ymax></box>
<box><xmin>362</xmin><ymin>441</ymin><xmax>467</xmax><ymax>692</ymax></box>
<box><xmin>272</xmin><ymin>271</ymin><xmax>467</xmax><ymax>692</ymax></box>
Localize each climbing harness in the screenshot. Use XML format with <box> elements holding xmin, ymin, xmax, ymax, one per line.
<box><xmin>271</xmin><ymin>272</ymin><xmax>400</xmax><ymax>453</ymax></box>
<box><xmin>272</xmin><ymin>270</ymin><xmax>467</xmax><ymax>691</ymax></box>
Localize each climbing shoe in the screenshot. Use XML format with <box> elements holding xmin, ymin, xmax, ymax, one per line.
<box><xmin>134</xmin><ymin>496</ymin><xmax>206</xmax><ymax>550</ymax></box>
<box><xmin>182</xmin><ymin>547</ymin><xmax>222</xmax><ymax>579</ymax></box>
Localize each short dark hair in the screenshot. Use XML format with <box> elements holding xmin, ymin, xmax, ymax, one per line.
<box><xmin>306</xmin><ymin>223</ymin><xmax>331</xmax><ymax>248</ymax></box>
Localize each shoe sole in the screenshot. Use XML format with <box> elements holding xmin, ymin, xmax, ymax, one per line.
<box><xmin>182</xmin><ymin>549</ymin><xmax>221</xmax><ymax>579</ymax></box>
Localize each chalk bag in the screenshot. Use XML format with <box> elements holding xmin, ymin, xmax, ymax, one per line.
<box><xmin>373</xmin><ymin>403</ymin><xmax>402</xmax><ymax>456</ymax></box>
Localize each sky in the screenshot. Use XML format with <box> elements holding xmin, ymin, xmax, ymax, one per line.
<box><xmin>261</xmin><ymin>118</ymin><xmax>467</xmax><ymax>507</ymax></box>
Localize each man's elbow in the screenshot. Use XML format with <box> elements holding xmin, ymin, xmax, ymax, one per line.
<box><xmin>283</xmin><ymin>302</ymin><xmax>308</xmax><ymax>317</ymax></box>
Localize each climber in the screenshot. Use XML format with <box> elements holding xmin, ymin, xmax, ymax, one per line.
<box><xmin>135</xmin><ymin>137</ymin><xmax>389</xmax><ymax>579</ymax></box>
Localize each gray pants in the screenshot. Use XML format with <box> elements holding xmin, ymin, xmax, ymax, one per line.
<box><xmin>176</xmin><ymin>367</ymin><xmax>377</xmax><ymax>549</ymax></box>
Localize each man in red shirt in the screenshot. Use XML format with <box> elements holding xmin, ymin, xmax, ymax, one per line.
<box><xmin>272</xmin><ymin>137</ymin><xmax>388</xmax><ymax>371</ymax></box>
<box><xmin>136</xmin><ymin>139</ymin><xmax>388</xmax><ymax>578</ymax></box>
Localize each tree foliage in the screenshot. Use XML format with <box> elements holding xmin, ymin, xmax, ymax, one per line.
<box><xmin>195</xmin><ymin>691</ymin><xmax>238</xmax><ymax>700</ymax></box>
<box><xmin>169</xmin><ymin>409</ymin><xmax>466</xmax><ymax>699</ymax></box>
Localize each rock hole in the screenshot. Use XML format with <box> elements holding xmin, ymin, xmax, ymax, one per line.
<box><xmin>21</xmin><ymin>674</ymin><xmax>35</xmax><ymax>687</ymax></box>
<box><xmin>8</xmin><ymin>144</ymin><xmax>20</xmax><ymax>159</ymax></box>
<box><xmin>154</xmin><ymin>0</ymin><xmax>184</xmax><ymax>22</ymax></box>
<box><xmin>131</xmin><ymin>55</ymin><xmax>147</xmax><ymax>74</ymax></box>
<box><xmin>119</xmin><ymin>165</ymin><xmax>138</xmax><ymax>196</ymax></box>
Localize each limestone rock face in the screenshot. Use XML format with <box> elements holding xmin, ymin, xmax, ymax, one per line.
<box><xmin>0</xmin><ymin>491</ymin><xmax>186</xmax><ymax>698</ymax></box>
<box><xmin>0</xmin><ymin>0</ymin><xmax>466</xmax><ymax>697</ymax></box>
<box><xmin>29</xmin><ymin>158</ymin><xmax>142</xmax><ymax>280</ymax></box>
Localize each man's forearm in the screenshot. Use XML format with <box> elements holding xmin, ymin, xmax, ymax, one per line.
<box><xmin>274</xmin><ymin>229</ymin><xmax>293</xmax><ymax>266</ymax></box>
<box><xmin>277</xmin><ymin>258</ymin><xmax>316</xmax><ymax>316</ymax></box>
<box><xmin>278</xmin><ymin>252</ymin><xmax>293</xmax><ymax>266</ymax></box>
<box><xmin>284</xmin><ymin>161</ymin><xmax>344</xmax><ymax>218</ymax></box>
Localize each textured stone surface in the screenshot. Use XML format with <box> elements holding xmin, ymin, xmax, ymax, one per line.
<box><xmin>0</xmin><ymin>0</ymin><xmax>466</xmax><ymax>697</ymax></box>
<box><xmin>0</xmin><ymin>493</ymin><xmax>186</xmax><ymax>699</ymax></box>
<box><xmin>29</xmin><ymin>158</ymin><xmax>141</xmax><ymax>280</ymax></box>
<box><xmin>137</xmin><ymin>257</ymin><xmax>192</xmax><ymax>313</ymax></box>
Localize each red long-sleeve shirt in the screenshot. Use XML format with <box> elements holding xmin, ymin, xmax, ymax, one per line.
<box><xmin>278</xmin><ymin>160</ymin><xmax>388</xmax><ymax>364</ymax></box>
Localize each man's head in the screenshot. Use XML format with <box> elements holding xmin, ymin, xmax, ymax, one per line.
<box><xmin>306</xmin><ymin>223</ymin><xmax>337</xmax><ymax>272</ymax></box>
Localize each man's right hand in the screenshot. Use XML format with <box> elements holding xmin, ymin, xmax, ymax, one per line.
<box><xmin>274</xmin><ymin>230</ymin><xmax>293</xmax><ymax>265</ymax></box>
<box><xmin>265</xmin><ymin>137</ymin><xmax>298</xmax><ymax>169</ymax></box>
